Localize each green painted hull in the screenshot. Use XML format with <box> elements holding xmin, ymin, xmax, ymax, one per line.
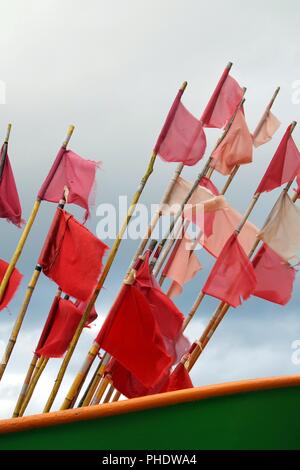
<box><xmin>0</xmin><ymin>382</ymin><xmax>300</xmax><ymax>450</ymax></box>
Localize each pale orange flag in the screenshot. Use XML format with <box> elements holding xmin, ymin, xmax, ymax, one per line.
<box><xmin>210</xmin><ymin>110</ymin><xmax>253</xmax><ymax>175</ymax></box>
<box><xmin>252</xmin><ymin>111</ymin><xmax>281</xmax><ymax>148</ymax></box>
<box><xmin>184</xmin><ymin>195</ymin><xmax>259</xmax><ymax>257</ymax></box>
<box><xmin>164</xmin><ymin>232</ymin><xmax>202</xmax><ymax>298</ymax></box>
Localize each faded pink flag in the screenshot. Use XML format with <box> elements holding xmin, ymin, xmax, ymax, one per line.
<box><xmin>0</xmin><ymin>151</ymin><xmax>24</xmax><ymax>227</ymax></box>
<box><xmin>211</xmin><ymin>110</ymin><xmax>253</xmax><ymax>175</ymax></box>
<box><xmin>253</xmin><ymin>111</ymin><xmax>281</xmax><ymax>148</ymax></box>
<box><xmin>164</xmin><ymin>232</ymin><xmax>202</xmax><ymax>298</ymax></box>
<box><xmin>157</xmin><ymin>102</ymin><xmax>207</xmax><ymax>166</ymax></box>
<box><xmin>184</xmin><ymin>196</ymin><xmax>259</xmax><ymax>257</ymax></box>
<box><xmin>38</xmin><ymin>150</ymin><xmax>100</xmax><ymax>221</ymax></box>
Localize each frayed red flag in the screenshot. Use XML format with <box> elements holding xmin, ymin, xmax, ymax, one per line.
<box><xmin>256</xmin><ymin>125</ymin><xmax>300</xmax><ymax>193</ymax></box>
<box><xmin>203</xmin><ymin>233</ymin><xmax>257</xmax><ymax>307</ymax></box>
<box><xmin>38</xmin><ymin>149</ymin><xmax>100</xmax><ymax>221</ymax></box>
<box><xmin>0</xmin><ymin>151</ymin><xmax>24</xmax><ymax>227</ymax></box>
<box><xmin>252</xmin><ymin>243</ymin><xmax>296</xmax><ymax>305</ymax></box>
<box><xmin>36</xmin><ymin>297</ymin><xmax>97</xmax><ymax>358</ymax></box>
<box><xmin>0</xmin><ymin>259</ymin><xmax>23</xmax><ymax>311</ymax></box>
<box><xmin>38</xmin><ymin>209</ymin><xmax>108</xmax><ymax>301</ymax></box>
<box><xmin>201</xmin><ymin>68</ymin><xmax>244</xmax><ymax>129</ymax></box>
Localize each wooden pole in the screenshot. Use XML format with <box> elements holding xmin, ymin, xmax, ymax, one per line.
<box><xmin>103</xmin><ymin>383</ymin><xmax>115</xmax><ymax>404</ymax></box>
<box><xmin>111</xmin><ymin>390</ymin><xmax>121</xmax><ymax>402</ymax></box>
<box><xmin>0</xmin><ymin>123</ymin><xmax>12</xmax><ymax>182</ymax></box>
<box><xmin>0</xmin><ymin>198</ymin><xmax>67</xmax><ymax>382</ymax></box>
<box><xmin>90</xmin><ymin>376</ymin><xmax>111</xmax><ymax>406</ymax></box>
<box><xmin>43</xmin><ymin>124</ymin><xmax>168</xmax><ymax>412</ymax></box>
<box><xmin>79</xmin><ymin>353</ymin><xmax>110</xmax><ymax>407</ymax></box>
<box><xmin>17</xmin><ymin>357</ymin><xmax>49</xmax><ymax>417</ymax></box>
<box><xmin>0</xmin><ymin>125</ymin><xmax>75</xmax><ymax>304</ymax></box>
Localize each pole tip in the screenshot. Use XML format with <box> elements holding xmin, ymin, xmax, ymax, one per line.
<box><xmin>5</xmin><ymin>123</ymin><xmax>12</xmax><ymax>143</ymax></box>
<box><xmin>290</xmin><ymin>121</ymin><xmax>297</xmax><ymax>133</ymax></box>
<box><xmin>226</xmin><ymin>61</ymin><xmax>233</xmax><ymax>70</ymax></box>
<box><xmin>63</xmin><ymin>125</ymin><xmax>75</xmax><ymax>148</ymax></box>
<box><xmin>180</xmin><ymin>81</ymin><xmax>188</xmax><ymax>91</ymax></box>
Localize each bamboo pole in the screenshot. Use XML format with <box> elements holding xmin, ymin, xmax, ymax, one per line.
<box><xmin>90</xmin><ymin>376</ymin><xmax>111</xmax><ymax>406</ymax></box>
<box><xmin>43</xmin><ymin>127</ymin><xmax>167</xmax><ymax>411</ymax></box>
<box><xmin>17</xmin><ymin>357</ymin><xmax>49</xmax><ymax>417</ymax></box>
<box><xmin>80</xmin><ymin>353</ymin><xmax>110</xmax><ymax>407</ymax></box>
<box><xmin>103</xmin><ymin>383</ymin><xmax>115</xmax><ymax>404</ymax></box>
<box><xmin>111</xmin><ymin>390</ymin><xmax>121</xmax><ymax>402</ymax></box>
<box><xmin>0</xmin><ymin>198</ymin><xmax>67</xmax><ymax>382</ymax></box>
<box><xmin>0</xmin><ymin>125</ymin><xmax>75</xmax><ymax>304</ymax></box>
<box><xmin>0</xmin><ymin>124</ymin><xmax>12</xmax><ymax>182</ymax></box>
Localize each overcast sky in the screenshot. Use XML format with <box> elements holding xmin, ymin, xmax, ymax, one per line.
<box><xmin>0</xmin><ymin>0</ymin><xmax>300</xmax><ymax>418</ymax></box>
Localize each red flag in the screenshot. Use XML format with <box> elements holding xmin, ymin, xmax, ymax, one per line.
<box><xmin>201</xmin><ymin>68</ymin><xmax>244</xmax><ymax>129</ymax></box>
<box><xmin>36</xmin><ymin>297</ymin><xmax>97</xmax><ymax>358</ymax></box>
<box><xmin>203</xmin><ymin>234</ymin><xmax>257</xmax><ymax>307</ymax></box>
<box><xmin>0</xmin><ymin>151</ymin><xmax>24</xmax><ymax>227</ymax></box>
<box><xmin>0</xmin><ymin>259</ymin><xmax>23</xmax><ymax>311</ymax></box>
<box><xmin>252</xmin><ymin>243</ymin><xmax>296</xmax><ymax>305</ymax></box>
<box><xmin>155</xmin><ymin>102</ymin><xmax>206</xmax><ymax>166</ymax></box>
<box><xmin>38</xmin><ymin>209</ymin><xmax>108</xmax><ymax>301</ymax></box>
<box><xmin>294</xmin><ymin>175</ymin><xmax>300</xmax><ymax>199</ymax></box>
<box><xmin>96</xmin><ymin>253</ymin><xmax>188</xmax><ymax>388</ymax></box>
<box><xmin>199</xmin><ymin>176</ymin><xmax>220</xmax><ymax>195</ymax></box>
<box><xmin>256</xmin><ymin>125</ymin><xmax>300</xmax><ymax>193</ymax></box>
<box><xmin>38</xmin><ymin>149</ymin><xmax>100</xmax><ymax>221</ymax></box>
<box><xmin>161</xmin><ymin>363</ymin><xmax>193</xmax><ymax>392</ymax></box>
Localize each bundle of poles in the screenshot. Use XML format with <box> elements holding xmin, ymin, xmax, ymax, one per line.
<box><xmin>0</xmin><ymin>60</ymin><xmax>298</xmax><ymax>418</ymax></box>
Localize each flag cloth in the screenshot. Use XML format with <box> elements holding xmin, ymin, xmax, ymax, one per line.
<box><xmin>38</xmin><ymin>149</ymin><xmax>100</xmax><ymax>221</ymax></box>
<box><xmin>0</xmin><ymin>259</ymin><xmax>23</xmax><ymax>311</ymax></box>
<box><xmin>184</xmin><ymin>195</ymin><xmax>259</xmax><ymax>257</ymax></box>
<box><xmin>161</xmin><ymin>363</ymin><xmax>193</xmax><ymax>392</ymax></box>
<box><xmin>164</xmin><ymin>232</ymin><xmax>202</xmax><ymax>298</ymax></box>
<box><xmin>294</xmin><ymin>175</ymin><xmax>300</xmax><ymax>199</ymax></box>
<box><xmin>252</xmin><ymin>111</ymin><xmax>281</xmax><ymax>148</ymax></box>
<box><xmin>202</xmin><ymin>233</ymin><xmax>257</xmax><ymax>307</ymax></box>
<box><xmin>199</xmin><ymin>176</ymin><xmax>220</xmax><ymax>195</ymax></box>
<box><xmin>201</xmin><ymin>70</ymin><xmax>244</xmax><ymax>129</ymax></box>
<box><xmin>211</xmin><ymin>110</ymin><xmax>253</xmax><ymax>175</ymax></box>
<box><xmin>252</xmin><ymin>243</ymin><xmax>295</xmax><ymax>305</ymax></box>
<box><xmin>161</xmin><ymin>176</ymin><xmax>215</xmax><ymax>216</ymax></box>
<box><xmin>256</xmin><ymin>125</ymin><xmax>300</xmax><ymax>193</ymax></box>
<box><xmin>36</xmin><ymin>297</ymin><xmax>97</xmax><ymax>358</ymax></box>
<box><xmin>0</xmin><ymin>151</ymin><xmax>23</xmax><ymax>227</ymax></box>
<box><xmin>156</xmin><ymin>102</ymin><xmax>207</xmax><ymax>166</ymax></box>
<box><xmin>257</xmin><ymin>192</ymin><xmax>300</xmax><ymax>261</ymax></box>
<box><xmin>96</xmin><ymin>252</ymin><xmax>189</xmax><ymax>388</ymax></box>
<box><xmin>38</xmin><ymin>209</ymin><xmax>108</xmax><ymax>301</ymax></box>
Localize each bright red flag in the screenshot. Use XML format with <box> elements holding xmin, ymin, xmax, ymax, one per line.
<box><xmin>256</xmin><ymin>125</ymin><xmax>300</xmax><ymax>193</ymax></box>
<box><xmin>156</xmin><ymin>102</ymin><xmax>206</xmax><ymax>166</ymax></box>
<box><xmin>203</xmin><ymin>234</ymin><xmax>257</xmax><ymax>307</ymax></box>
<box><xmin>38</xmin><ymin>149</ymin><xmax>100</xmax><ymax>221</ymax></box>
<box><xmin>0</xmin><ymin>150</ymin><xmax>24</xmax><ymax>227</ymax></box>
<box><xmin>38</xmin><ymin>209</ymin><xmax>108</xmax><ymax>301</ymax></box>
<box><xmin>36</xmin><ymin>297</ymin><xmax>97</xmax><ymax>358</ymax></box>
<box><xmin>252</xmin><ymin>243</ymin><xmax>296</xmax><ymax>305</ymax></box>
<box><xmin>201</xmin><ymin>68</ymin><xmax>244</xmax><ymax>129</ymax></box>
<box><xmin>0</xmin><ymin>259</ymin><xmax>23</xmax><ymax>311</ymax></box>
<box><xmin>161</xmin><ymin>363</ymin><xmax>193</xmax><ymax>392</ymax></box>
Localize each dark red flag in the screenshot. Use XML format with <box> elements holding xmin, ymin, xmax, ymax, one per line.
<box><xmin>161</xmin><ymin>363</ymin><xmax>193</xmax><ymax>392</ymax></box>
<box><xmin>252</xmin><ymin>243</ymin><xmax>296</xmax><ymax>305</ymax></box>
<box><xmin>256</xmin><ymin>125</ymin><xmax>300</xmax><ymax>194</ymax></box>
<box><xmin>38</xmin><ymin>209</ymin><xmax>108</xmax><ymax>301</ymax></box>
<box><xmin>36</xmin><ymin>297</ymin><xmax>97</xmax><ymax>358</ymax></box>
<box><xmin>0</xmin><ymin>259</ymin><xmax>23</xmax><ymax>311</ymax></box>
<box><xmin>203</xmin><ymin>233</ymin><xmax>257</xmax><ymax>307</ymax></box>
<box><xmin>0</xmin><ymin>150</ymin><xmax>23</xmax><ymax>227</ymax></box>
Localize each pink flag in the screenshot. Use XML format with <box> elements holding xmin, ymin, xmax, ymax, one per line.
<box><xmin>252</xmin><ymin>111</ymin><xmax>281</xmax><ymax>148</ymax></box>
<box><xmin>203</xmin><ymin>234</ymin><xmax>257</xmax><ymax>307</ymax></box>
<box><xmin>252</xmin><ymin>243</ymin><xmax>295</xmax><ymax>305</ymax></box>
<box><xmin>201</xmin><ymin>70</ymin><xmax>244</xmax><ymax>129</ymax></box>
<box><xmin>184</xmin><ymin>195</ymin><xmax>259</xmax><ymax>257</ymax></box>
<box><xmin>211</xmin><ymin>110</ymin><xmax>253</xmax><ymax>175</ymax></box>
<box><xmin>0</xmin><ymin>259</ymin><xmax>23</xmax><ymax>311</ymax></box>
<box><xmin>256</xmin><ymin>125</ymin><xmax>300</xmax><ymax>193</ymax></box>
<box><xmin>38</xmin><ymin>150</ymin><xmax>100</xmax><ymax>221</ymax></box>
<box><xmin>156</xmin><ymin>102</ymin><xmax>207</xmax><ymax>166</ymax></box>
<box><xmin>164</xmin><ymin>233</ymin><xmax>202</xmax><ymax>298</ymax></box>
<box><xmin>0</xmin><ymin>151</ymin><xmax>24</xmax><ymax>227</ymax></box>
